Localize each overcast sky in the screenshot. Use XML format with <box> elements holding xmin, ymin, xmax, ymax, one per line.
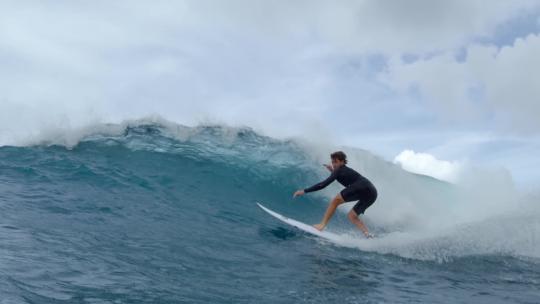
<box><xmin>1</xmin><ymin>1</ymin><xmax>539</xmax><ymax>188</ymax></box>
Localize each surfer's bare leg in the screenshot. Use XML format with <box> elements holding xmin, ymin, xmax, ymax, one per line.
<box><xmin>313</xmin><ymin>194</ymin><xmax>345</xmax><ymax>231</ymax></box>
<box><xmin>347</xmin><ymin>209</ymin><xmax>370</xmax><ymax>237</ymax></box>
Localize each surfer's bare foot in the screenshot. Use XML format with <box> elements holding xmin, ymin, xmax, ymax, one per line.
<box><xmin>313</xmin><ymin>223</ymin><xmax>325</xmax><ymax>231</ymax></box>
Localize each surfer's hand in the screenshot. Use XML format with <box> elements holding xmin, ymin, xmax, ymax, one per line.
<box><xmin>323</xmin><ymin>164</ymin><xmax>333</xmax><ymax>172</ymax></box>
<box><xmin>293</xmin><ymin>190</ymin><xmax>305</xmax><ymax>198</ymax></box>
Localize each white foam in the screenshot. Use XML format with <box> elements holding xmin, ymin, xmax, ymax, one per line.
<box><xmin>293</xmin><ymin>141</ymin><xmax>539</xmax><ymax>261</ymax></box>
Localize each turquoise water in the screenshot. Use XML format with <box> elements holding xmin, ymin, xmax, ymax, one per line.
<box><xmin>0</xmin><ymin>123</ymin><xmax>538</xmax><ymax>303</ymax></box>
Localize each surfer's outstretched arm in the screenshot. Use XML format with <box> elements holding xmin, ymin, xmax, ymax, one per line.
<box><xmin>293</xmin><ymin>169</ymin><xmax>337</xmax><ymax>198</ymax></box>
<box><xmin>303</xmin><ymin>170</ymin><xmax>338</xmax><ymax>193</ymax></box>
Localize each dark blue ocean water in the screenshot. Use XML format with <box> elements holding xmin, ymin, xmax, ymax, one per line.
<box><xmin>0</xmin><ymin>124</ymin><xmax>538</xmax><ymax>303</ymax></box>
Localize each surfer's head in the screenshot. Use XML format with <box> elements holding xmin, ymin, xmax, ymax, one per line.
<box><xmin>330</xmin><ymin>151</ymin><xmax>347</xmax><ymax>168</ymax></box>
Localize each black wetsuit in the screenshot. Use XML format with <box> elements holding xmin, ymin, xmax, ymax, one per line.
<box><xmin>304</xmin><ymin>165</ymin><xmax>377</xmax><ymax>215</ymax></box>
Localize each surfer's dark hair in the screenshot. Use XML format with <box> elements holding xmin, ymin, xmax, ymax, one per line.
<box><xmin>330</xmin><ymin>151</ymin><xmax>347</xmax><ymax>164</ymax></box>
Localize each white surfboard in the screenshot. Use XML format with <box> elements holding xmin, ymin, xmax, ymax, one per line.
<box><xmin>256</xmin><ymin>202</ymin><xmax>341</xmax><ymax>241</ymax></box>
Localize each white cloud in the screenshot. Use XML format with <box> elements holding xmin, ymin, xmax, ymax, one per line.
<box><xmin>185</xmin><ymin>0</ymin><xmax>539</xmax><ymax>54</ymax></box>
<box><xmin>394</xmin><ymin>150</ymin><xmax>462</xmax><ymax>182</ymax></box>
<box><xmin>382</xmin><ymin>33</ymin><xmax>540</xmax><ymax>132</ymax></box>
<box><xmin>0</xmin><ymin>0</ymin><xmax>539</xmax><ymax>174</ymax></box>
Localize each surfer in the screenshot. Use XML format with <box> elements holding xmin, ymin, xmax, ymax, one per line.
<box><xmin>293</xmin><ymin>151</ymin><xmax>377</xmax><ymax>238</ymax></box>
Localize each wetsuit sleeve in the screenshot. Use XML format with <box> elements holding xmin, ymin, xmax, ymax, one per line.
<box><xmin>304</xmin><ymin>170</ymin><xmax>337</xmax><ymax>193</ymax></box>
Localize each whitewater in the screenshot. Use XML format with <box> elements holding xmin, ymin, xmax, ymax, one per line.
<box><xmin>0</xmin><ymin>118</ymin><xmax>538</xmax><ymax>303</ymax></box>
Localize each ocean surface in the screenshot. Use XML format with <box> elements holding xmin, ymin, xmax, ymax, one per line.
<box><xmin>0</xmin><ymin>121</ymin><xmax>539</xmax><ymax>303</ymax></box>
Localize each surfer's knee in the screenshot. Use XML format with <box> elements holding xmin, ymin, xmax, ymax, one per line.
<box><xmin>332</xmin><ymin>194</ymin><xmax>345</xmax><ymax>205</ymax></box>
<box><xmin>347</xmin><ymin>210</ymin><xmax>358</xmax><ymax>222</ymax></box>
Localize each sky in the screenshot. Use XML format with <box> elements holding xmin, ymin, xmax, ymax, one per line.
<box><xmin>0</xmin><ymin>0</ymin><xmax>539</xmax><ymax>189</ymax></box>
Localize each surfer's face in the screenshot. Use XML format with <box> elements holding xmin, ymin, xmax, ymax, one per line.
<box><xmin>331</xmin><ymin>158</ymin><xmax>345</xmax><ymax>170</ymax></box>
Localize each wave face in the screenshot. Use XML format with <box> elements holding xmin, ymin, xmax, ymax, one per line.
<box><xmin>1</xmin><ymin>120</ymin><xmax>539</xmax><ymax>303</ymax></box>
